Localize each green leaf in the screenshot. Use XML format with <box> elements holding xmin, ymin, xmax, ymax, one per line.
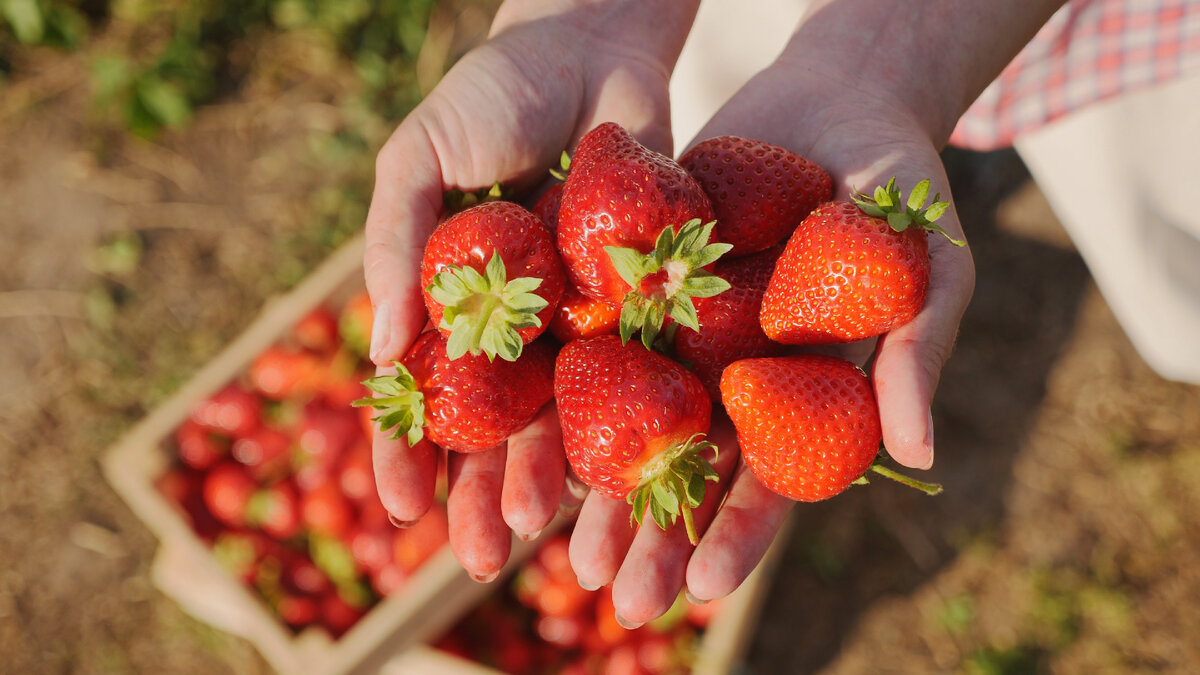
<box><xmin>445</xmin><ymin>317</ymin><xmax>474</xmax><ymax>360</ymax></box>
<box><xmin>484</xmin><ymin>250</ymin><xmax>507</xmax><ymax>289</ymax></box>
<box><xmin>668</xmin><ymin>296</ymin><xmax>700</xmax><ymax>333</ymax></box>
<box><xmin>619</xmin><ymin>299</ymin><xmax>647</xmax><ymax>346</ymax></box>
<box><xmin>907</xmin><ymin>179</ymin><xmax>930</xmax><ymax>210</ymax></box>
<box><xmin>925</xmin><ymin>200</ymin><xmax>950</xmax><ymax>222</ymax></box>
<box><xmin>135</xmin><ymin>76</ymin><xmax>192</xmax><ymax>128</ymax></box>
<box><xmin>606</xmin><ymin>246</ymin><xmax>651</xmax><ymax>289</ymax></box>
<box><xmin>2</xmin><ymin>0</ymin><xmax>44</xmax><ymax>44</ymax></box>
<box><xmin>887</xmin><ymin>212</ymin><xmax>913</xmax><ymax>231</ymax></box>
<box><xmin>691</xmin><ymin>240</ymin><xmax>734</xmax><ymax>269</ymax></box>
<box><xmin>681</xmin><ymin>273</ymin><xmax>731</xmax><ymax>299</ymax></box>
<box><xmin>873</xmin><ymin>185</ymin><xmax>892</xmax><ymax>208</ymax></box>
<box><xmin>686</xmin><ymin>473</ymin><xmax>707</xmax><ymax>506</ymax></box>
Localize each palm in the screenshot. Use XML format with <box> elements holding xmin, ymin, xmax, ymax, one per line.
<box><xmin>363</xmin><ymin>19</ymin><xmax>678</xmax><ymax>580</ymax></box>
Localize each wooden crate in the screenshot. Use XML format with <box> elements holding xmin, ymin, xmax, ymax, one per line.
<box><xmin>102</xmin><ymin>235</ymin><xmax>558</xmax><ymax>674</ymax></box>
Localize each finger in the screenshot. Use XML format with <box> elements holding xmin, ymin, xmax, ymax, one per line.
<box><xmin>873</xmin><ymin>207</ymin><xmax>974</xmax><ymax>470</ymax></box>
<box><xmin>568</xmin><ymin>492</ymin><xmax>636</xmax><ymax>591</ymax></box>
<box><xmin>446</xmin><ymin>444</ymin><xmax>512</xmax><ymax>581</ymax></box>
<box><xmin>501</xmin><ymin>406</ymin><xmax>566</xmax><ymax>540</ymax></box>
<box><xmin>364</xmin><ymin>115</ymin><xmax>445</xmax><ymax>366</ymax></box>
<box><xmin>558</xmin><ymin>470</ymin><xmax>590</xmax><ymax>519</ymax></box>
<box><xmin>685</xmin><ymin>462</ymin><xmax>793</xmax><ymax>602</ymax></box>
<box><xmin>608</xmin><ymin>423</ymin><xmax>739</xmax><ymax>626</ymax></box>
<box><xmin>371</xmin><ymin>363</ymin><xmax>439</xmax><ymax>524</ymax></box>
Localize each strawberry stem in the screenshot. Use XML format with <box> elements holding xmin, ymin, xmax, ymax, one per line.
<box><xmin>868</xmin><ymin>462</ymin><xmax>944</xmax><ymax>496</ymax></box>
<box><xmin>352</xmin><ymin>363</ymin><xmax>426</xmax><ymax>446</ymax></box>
<box><xmin>851</xmin><ymin>176</ymin><xmax>965</xmax><ymax>246</ymax></box>
<box><xmin>626</xmin><ymin>433</ymin><xmax>719</xmax><ymax>545</ymax></box>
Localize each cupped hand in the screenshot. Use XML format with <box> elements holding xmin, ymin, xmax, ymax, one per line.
<box><xmin>570</xmin><ymin>56</ymin><xmax>976</xmax><ymax>624</ymax></box>
<box><xmin>363</xmin><ymin>1</ymin><xmax>696</xmax><ymax>580</ymax></box>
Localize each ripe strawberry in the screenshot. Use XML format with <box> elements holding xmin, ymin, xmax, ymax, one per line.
<box><xmin>202</xmin><ymin>462</ymin><xmax>258</xmax><ymax>528</ymax></box>
<box><xmin>720</xmin><ymin>354</ymin><xmax>881</xmax><ymax>502</ymax></box>
<box><xmin>354</xmin><ymin>331</ymin><xmax>556</xmax><ymax>453</ymax></box>
<box><xmin>557</xmin><ymin>122</ymin><xmax>730</xmax><ymax>348</ymax></box>
<box><xmin>673</xmin><ymin>245</ymin><xmax>786</xmax><ymax>401</ymax></box>
<box><xmin>548</xmin><ymin>283</ymin><xmax>621</xmax><ymax>343</ymax></box>
<box><xmin>230</xmin><ymin>426</ymin><xmax>291</xmax><ymax>482</ymax></box>
<box><xmin>292</xmin><ymin>306</ymin><xmax>339</xmax><ymax>354</ymax></box>
<box><xmin>760</xmin><ymin>177</ymin><xmax>963</xmax><ymax>344</ymax></box>
<box><xmin>554</xmin><ymin>335</ymin><xmax>717</xmax><ymax>544</ymax></box>
<box><xmin>301</xmin><ymin>480</ymin><xmax>354</xmax><ymax>539</ymax></box>
<box><xmin>249</xmin><ymin>345</ymin><xmax>323</xmax><ymax>401</ymax></box>
<box><xmin>174</xmin><ymin>418</ymin><xmax>229</xmax><ymax>470</ymax></box>
<box><xmin>393</xmin><ymin>504</ymin><xmax>449</xmax><ymax>572</ymax></box>
<box><xmin>679</xmin><ymin>135</ymin><xmax>832</xmax><ymax>256</ymax></box>
<box><xmin>421</xmin><ymin>200</ymin><xmax>565</xmax><ymax>361</ymax></box>
<box><xmin>249</xmin><ymin>479</ymin><xmax>303</xmax><ymax>540</ymax></box>
<box><xmin>276</xmin><ymin>593</ymin><xmax>321</xmax><ymax>631</ymax></box>
<box><xmin>190</xmin><ymin>384</ymin><xmax>261</xmax><ymax>438</ymax></box>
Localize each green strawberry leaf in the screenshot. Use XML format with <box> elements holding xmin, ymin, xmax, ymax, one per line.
<box><xmin>426</xmin><ymin>249</ymin><xmax>547</xmax><ymax>362</ymax></box>
<box><xmin>624</xmin><ymin>433</ymin><xmax>719</xmax><ymax>545</ymax></box>
<box><xmin>606</xmin><ymin>219</ymin><xmax>731</xmax><ymax>348</ymax></box>
<box><xmin>353</xmin><ymin>362</ymin><xmax>426</xmax><ymax>446</ymax></box>
<box><xmin>851</xmin><ymin>176</ymin><xmax>966</xmax><ymax>246</ymax></box>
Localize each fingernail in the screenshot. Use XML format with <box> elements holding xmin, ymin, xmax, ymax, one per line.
<box><xmin>684</xmin><ymin>589</ymin><xmax>710</xmax><ymax>606</ymax></box>
<box><xmin>516</xmin><ymin>528</ymin><xmax>542</xmax><ymax>542</ymax></box>
<box><xmin>578</xmin><ymin>579</ymin><xmax>601</xmax><ymax>592</ymax></box>
<box><xmin>388</xmin><ymin>513</ymin><xmax>416</xmax><ymax>529</ymax></box>
<box><xmin>470</xmin><ymin>570</ymin><xmax>500</xmax><ymax>583</ymax></box>
<box><xmin>369</xmin><ymin>301</ymin><xmax>391</xmax><ymax>364</ymax></box>
<box><xmin>920</xmin><ymin>409</ymin><xmax>936</xmax><ymax>470</ymax></box>
<box><xmin>615</xmin><ymin>614</ymin><xmax>643</xmax><ymax>630</ymax></box>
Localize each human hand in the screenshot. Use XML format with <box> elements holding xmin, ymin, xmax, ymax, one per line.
<box><xmin>568</xmin><ymin>45</ymin><xmax>977</xmax><ymax>626</ymax></box>
<box><xmin>363</xmin><ymin>0</ymin><xmax>699</xmax><ymax>581</ymax></box>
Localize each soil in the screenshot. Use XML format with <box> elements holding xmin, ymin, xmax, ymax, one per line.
<box><xmin>2</xmin><ymin>37</ymin><xmax>1199</xmax><ymax>675</ymax></box>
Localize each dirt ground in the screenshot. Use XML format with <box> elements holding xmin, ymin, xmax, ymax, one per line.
<box><xmin>3</xmin><ymin>28</ymin><xmax>1200</xmax><ymax>675</ymax></box>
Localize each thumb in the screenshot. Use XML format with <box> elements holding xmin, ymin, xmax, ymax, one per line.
<box><xmin>364</xmin><ymin>124</ymin><xmax>444</xmax><ymax>366</ymax></box>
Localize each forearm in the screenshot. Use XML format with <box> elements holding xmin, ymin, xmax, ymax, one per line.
<box><xmin>779</xmin><ymin>0</ymin><xmax>1065</xmax><ymax>146</ymax></box>
<box><xmin>491</xmin><ymin>0</ymin><xmax>701</xmax><ymax>70</ymax></box>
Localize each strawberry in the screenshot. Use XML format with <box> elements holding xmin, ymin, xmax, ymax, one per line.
<box><xmin>300</xmin><ymin>479</ymin><xmax>353</xmax><ymax>539</ymax></box>
<box><xmin>673</xmin><ymin>245</ymin><xmax>786</xmax><ymax>401</ymax></box>
<box><xmin>292</xmin><ymin>306</ymin><xmax>340</xmax><ymax>354</ymax></box>
<box><xmin>354</xmin><ymin>331</ymin><xmax>556</xmax><ymax>453</ymax></box>
<box><xmin>249</xmin><ymin>345</ymin><xmax>324</xmax><ymax>401</ymax></box>
<box><xmin>393</xmin><ymin>504</ymin><xmax>449</xmax><ymax>572</ymax></box>
<box><xmin>554</xmin><ymin>335</ymin><xmax>717</xmax><ymax>544</ymax></box>
<box><xmin>548</xmin><ymin>283</ymin><xmax>621</xmax><ymax>343</ymax></box>
<box><xmin>230</xmin><ymin>426</ymin><xmax>291</xmax><ymax>482</ymax></box>
<box><xmin>532</xmin><ymin>151</ymin><xmax>571</xmax><ymax>231</ymax></box>
<box><xmin>760</xmin><ymin>177</ymin><xmax>963</xmax><ymax>344</ymax></box>
<box><xmin>421</xmin><ymin>200</ymin><xmax>565</xmax><ymax>361</ymax></box>
<box><xmin>174</xmin><ymin>418</ymin><xmax>229</xmax><ymax>470</ymax></box>
<box><xmin>557</xmin><ymin>122</ymin><xmax>731</xmax><ymax>348</ymax></box>
<box><xmin>249</xmin><ymin>479</ymin><xmax>303</xmax><ymax>540</ymax></box>
<box><xmin>190</xmin><ymin>384</ymin><xmax>262</xmax><ymax>438</ymax></box>
<box><xmin>202</xmin><ymin>462</ymin><xmax>258</xmax><ymax>528</ymax></box>
<box><xmin>720</xmin><ymin>354</ymin><xmax>881</xmax><ymax>502</ymax></box>
<box><xmin>679</xmin><ymin>135</ymin><xmax>832</xmax><ymax>256</ymax></box>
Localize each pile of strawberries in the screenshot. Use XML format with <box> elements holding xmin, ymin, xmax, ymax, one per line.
<box><xmin>360</xmin><ymin>121</ymin><xmax>952</xmax><ymax>546</ymax></box>
<box><xmin>435</xmin><ymin>529</ymin><xmax>717</xmax><ymax>674</ymax></box>
<box><xmin>158</xmin><ymin>290</ymin><xmax>449</xmax><ymax>638</ymax></box>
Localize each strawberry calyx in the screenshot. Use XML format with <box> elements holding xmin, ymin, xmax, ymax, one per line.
<box><xmin>352</xmin><ymin>364</ymin><xmax>426</xmax><ymax>446</ymax></box>
<box><xmin>426</xmin><ymin>250</ymin><xmax>548</xmax><ymax>362</ymax></box>
<box><xmin>442</xmin><ymin>182</ymin><xmax>506</xmax><ymax>217</ymax></box>
<box><xmin>606</xmin><ymin>219</ymin><xmax>733</xmax><ymax>350</ymax></box>
<box><xmin>850</xmin><ymin>177</ymin><xmax>966</xmax><ymax>246</ymax></box>
<box><xmin>548</xmin><ymin>151</ymin><xmax>571</xmax><ymax>182</ymax></box>
<box><xmin>851</xmin><ymin>451</ymin><xmax>944</xmax><ymax>496</ymax></box>
<box><xmin>626</xmin><ymin>433</ymin><xmax>720</xmax><ymax>545</ymax></box>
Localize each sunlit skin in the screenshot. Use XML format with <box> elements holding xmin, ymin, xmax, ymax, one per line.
<box><xmin>363</xmin><ymin>0</ymin><xmax>1062</xmax><ymax>628</ymax></box>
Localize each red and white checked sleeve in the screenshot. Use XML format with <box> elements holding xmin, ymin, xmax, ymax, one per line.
<box><xmin>951</xmin><ymin>0</ymin><xmax>1200</xmax><ymax>151</ymax></box>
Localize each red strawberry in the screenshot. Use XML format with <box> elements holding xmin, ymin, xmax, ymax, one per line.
<box><xmin>393</xmin><ymin>504</ymin><xmax>449</xmax><ymax>572</ymax></box>
<box><xmin>548</xmin><ymin>283</ymin><xmax>621</xmax><ymax>343</ymax></box>
<box><xmin>760</xmin><ymin>177</ymin><xmax>963</xmax><ymax>344</ymax></box>
<box><xmin>249</xmin><ymin>479</ymin><xmax>303</xmax><ymax>540</ymax></box>
<box><xmin>421</xmin><ymin>200</ymin><xmax>565</xmax><ymax>361</ymax></box>
<box><xmin>554</xmin><ymin>335</ymin><xmax>717</xmax><ymax>544</ymax></box>
<box><xmin>230</xmin><ymin>426</ymin><xmax>291</xmax><ymax>482</ymax></box>
<box><xmin>292</xmin><ymin>306</ymin><xmax>339</xmax><ymax>354</ymax></box>
<box><xmin>249</xmin><ymin>345</ymin><xmax>323</xmax><ymax>401</ymax></box>
<box><xmin>190</xmin><ymin>384</ymin><xmax>262</xmax><ymax>438</ymax></box>
<box><xmin>202</xmin><ymin>462</ymin><xmax>258</xmax><ymax>528</ymax></box>
<box><xmin>679</xmin><ymin>135</ymin><xmax>832</xmax><ymax>256</ymax></box>
<box><xmin>277</xmin><ymin>593</ymin><xmax>321</xmax><ymax>630</ymax></box>
<box><xmin>673</xmin><ymin>245</ymin><xmax>786</xmax><ymax>401</ymax></box>
<box><xmin>354</xmin><ymin>331</ymin><xmax>556</xmax><ymax>453</ymax></box>
<box><xmin>320</xmin><ymin>590</ymin><xmax>366</xmax><ymax>638</ymax></box>
<box><xmin>557</xmin><ymin>122</ymin><xmax>730</xmax><ymax>348</ymax></box>
<box><xmin>301</xmin><ymin>480</ymin><xmax>353</xmax><ymax>539</ymax></box>
<box><xmin>174</xmin><ymin>418</ymin><xmax>229</xmax><ymax>470</ymax></box>
<box><xmin>720</xmin><ymin>354</ymin><xmax>880</xmax><ymax>502</ymax></box>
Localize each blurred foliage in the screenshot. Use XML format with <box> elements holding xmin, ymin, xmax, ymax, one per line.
<box><xmin>3</xmin><ymin>0</ymin><xmax>438</xmax><ymax>134</ymax></box>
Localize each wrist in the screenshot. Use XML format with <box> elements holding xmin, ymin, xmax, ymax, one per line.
<box><xmin>492</xmin><ymin>0</ymin><xmax>700</xmax><ymax>70</ymax></box>
<box><xmin>777</xmin><ymin>0</ymin><xmax>1064</xmax><ymax>147</ymax></box>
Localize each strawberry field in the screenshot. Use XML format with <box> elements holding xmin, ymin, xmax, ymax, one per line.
<box><xmin>3</xmin><ymin>2</ymin><xmax>1200</xmax><ymax>674</ymax></box>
